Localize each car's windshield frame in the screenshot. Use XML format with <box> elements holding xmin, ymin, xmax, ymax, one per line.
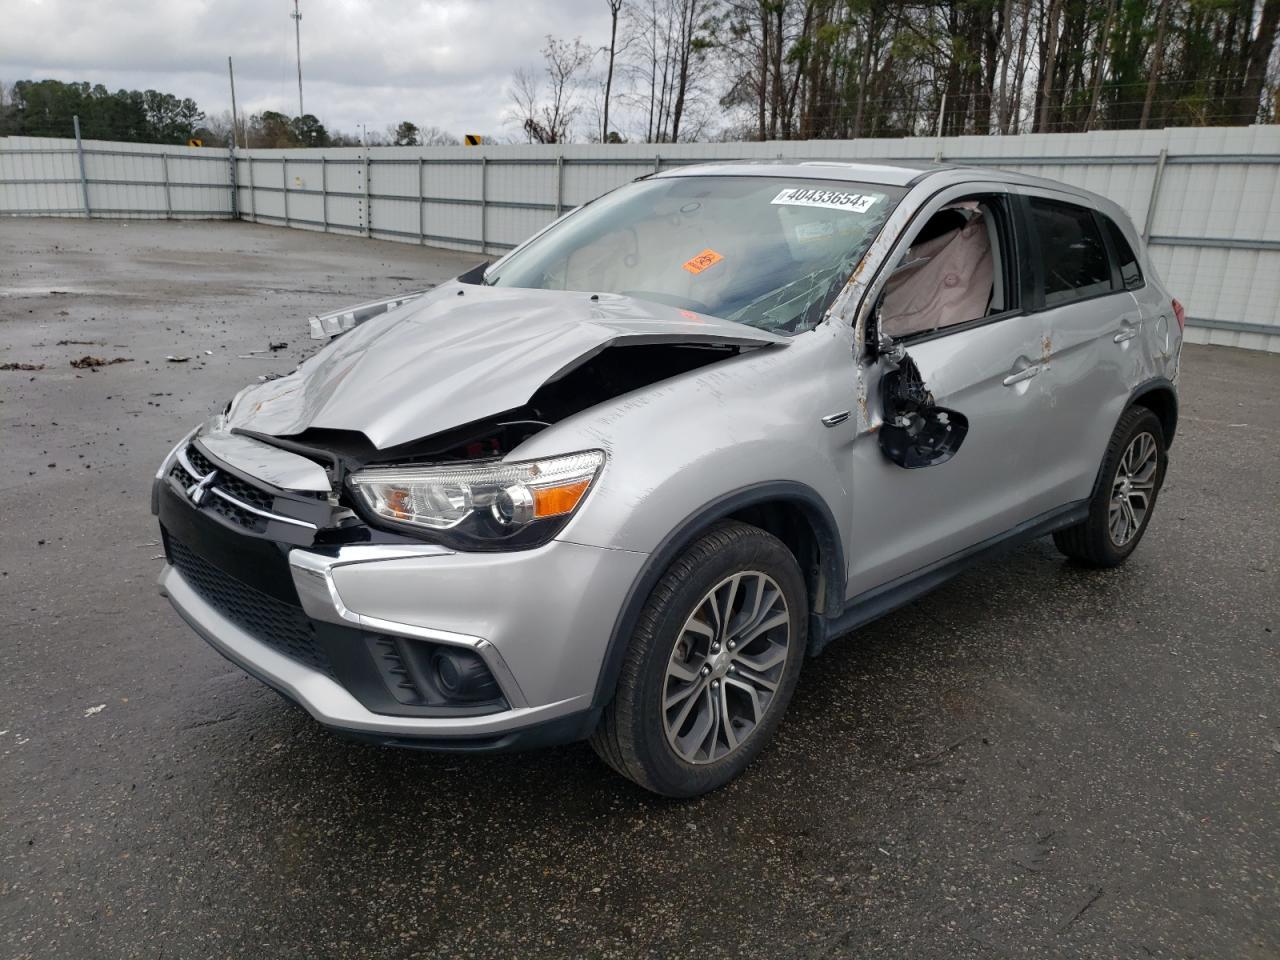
<box><xmin>485</xmin><ymin>174</ymin><xmax>908</xmax><ymax>337</ymax></box>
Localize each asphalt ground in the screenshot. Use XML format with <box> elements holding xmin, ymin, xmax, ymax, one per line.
<box><xmin>1</xmin><ymin>218</ymin><xmax>1277</xmax><ymax>960</ymax></box>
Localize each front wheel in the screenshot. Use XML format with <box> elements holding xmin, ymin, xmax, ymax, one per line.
<box><xmin>590</xmin><ymin>521</ymin><xmax>808</xmax><ymax>797</ymax></box>
<box><xmin>1053</xmin><ymin>406</ymin><xmax>1167</xmax><ymax>567</ymax></box>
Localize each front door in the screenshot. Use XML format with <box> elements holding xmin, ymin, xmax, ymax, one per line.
<box><xmin>844</xmin><ymin>186</ymin><xmax>1056</xmax><ymax>597</ymax></box>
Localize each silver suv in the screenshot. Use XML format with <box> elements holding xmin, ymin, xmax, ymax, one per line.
<box><xmin>154</xmin><ymin>162</ymin><xmax>1182</xmax><ymax>796</ymax></box>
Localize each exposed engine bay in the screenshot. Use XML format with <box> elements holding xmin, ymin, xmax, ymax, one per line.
<box><xmin>241</xmin><ymin>340</ymin><xmax>744</xmax><ymax>488</ymax></box>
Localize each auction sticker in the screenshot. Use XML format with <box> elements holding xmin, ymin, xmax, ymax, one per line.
<box><xmin>682</xmin><ymin>248</ymin><xmax>724</xmax><ymax>274</ymax></box>
<box><xmin>771</xmin><ymin>187</ymin><xmax>878</xmax><ymax>213</ymax></box>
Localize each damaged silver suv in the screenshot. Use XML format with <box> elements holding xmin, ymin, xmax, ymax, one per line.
<box><xmin>154</xmin><ymin>161</ymin><xmax>1182</xmax><ymax>796</ymax></box>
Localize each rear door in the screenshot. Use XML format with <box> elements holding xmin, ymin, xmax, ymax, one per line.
<box><xmin>845</xmin><ymin>184</ymin><xmax>1056</xmax><ymax>597</ymax></box>
<box><xmin>1018</xmin><ymin>191</ymin><xmax>1140</xmax><ymax>507</ymax></box>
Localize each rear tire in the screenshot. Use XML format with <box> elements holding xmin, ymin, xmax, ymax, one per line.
<box><xmin>590</xmin><ymin>521</ymin><xmax>808</xmax><ymax>797</ymax></box>
<box><xmin>1053</xmin><ymin>406</ymin><xmax>1167</xmax><ymax>567</ymax></box>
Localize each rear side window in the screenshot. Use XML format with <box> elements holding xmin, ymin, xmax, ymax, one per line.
<box><xmin>1028</xmin><ymin>198</ymin><xmax>1112</xmax><ymax>306</ymax></box>
<box><xmin>1101</xmin><ymin>216</ymin><xmax>1144</xmax><ymax>290</ymax></box>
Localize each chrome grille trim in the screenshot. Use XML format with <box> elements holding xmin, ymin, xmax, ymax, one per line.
<box><xmin>208</xmin><ymin>485</ymin><xmax>317</xmax><ymax>529</ymax></box>
<box><xmin>175</xmin><ymin>443</ymin><xmax>318</xmax><ymax>531</ymax></box>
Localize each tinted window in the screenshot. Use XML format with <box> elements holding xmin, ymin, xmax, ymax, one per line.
<box><xmin>1029</xmin><ymin>198</ymin><xmax>1112</xmax><ymax>306</ymax></box>
<box><xmin>1102</xmin><ymin>215</ymin><xmax>1143</xmax><ymax>290</ymax></box>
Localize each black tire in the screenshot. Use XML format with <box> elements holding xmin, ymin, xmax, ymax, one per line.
<box><xmin>1053</xmin><ymin>405</ymin><xmax>1167</xmax><ymax>567</ymax></box>
<box><xmin>590</xmin><ymin>521</ymin><xmax>808</xmax><ymax>797</ymax></box>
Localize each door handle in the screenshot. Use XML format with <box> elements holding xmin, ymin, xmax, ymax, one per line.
<box><xmin>1002</xmin><ymin>365</ymin><xmax>1040</xmax><ymax>387</ymax></box>
<box><xmin>1114</xmin><ymin>318</ymin><xmax>1142</xmax><ymax>343</ymax></box>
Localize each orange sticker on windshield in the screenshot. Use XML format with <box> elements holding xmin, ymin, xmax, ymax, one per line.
<box><xmin>682</xmin><ymin>248</ymin><xmax>724</xmax><ymax>275</ymax></box>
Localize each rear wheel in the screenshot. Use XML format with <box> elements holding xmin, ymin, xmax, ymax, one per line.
<box><xmin>590</xmin><ymin>521</ymin><xmax>808</xmax><ymax>797</ymax></box>
<box><xmin>1053</xmin><ymin>406</ymin><xmax>1167</xmax><ymax>567</ymax></box>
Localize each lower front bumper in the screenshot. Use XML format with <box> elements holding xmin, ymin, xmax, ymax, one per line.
<box><xmin>160</xmin><ymin>563</ymin><xmax>597</xmax><ymax>746</ymax></box>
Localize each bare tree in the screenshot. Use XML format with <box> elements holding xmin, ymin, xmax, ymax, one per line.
<box><xmin>416</xmin><ymin>124</ymin><xmax>461</xmax><ymax>146</ymax></box>
<box><xmin>507</xmin><ymin>36</ymin><xmax>596</xmax><ymax>143</ymax></box>
<box><xmin>1240</xmin><ymin>0</ymin><xmax>1280</xmax><ymax>123</ymax></box>
<box><xmin>1139</xmin><ymin>0</ymin><xmax>1171</xmax><ymax>129</ymax></box>
<box><xmin>603</xmin><ymin>0</ymin><xmax>624</xmax><ymax>140</ymax></box>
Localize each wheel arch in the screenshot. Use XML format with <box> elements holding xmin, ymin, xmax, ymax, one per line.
<box><xmin>1129</xmin><ymin>378</ymin><xmax>1178</xmax><ymax>449</ymax></box>
<box><xmin>590</xmin><ymin>481</ymin><xmax>845</xmax><ymax>709</ymax></box>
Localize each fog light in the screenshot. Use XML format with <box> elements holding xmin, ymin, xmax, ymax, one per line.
<box><xmin>431</xmin><ymin>648</ymin><xmax>501</xmax><ymax>702</ymax></box>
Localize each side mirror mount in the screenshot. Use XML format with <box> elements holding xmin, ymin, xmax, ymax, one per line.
<box><xmin>457</xmin><ymin>261</ymin><xmax>490</xmax><ymax>285</ymax></box>
<box><xmin>876</xmin><ymin>351</ymin><xmax>969</xmax><ymax>469</ymax></box>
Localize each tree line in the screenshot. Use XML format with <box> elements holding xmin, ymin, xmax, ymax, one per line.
<box><xmin>509</xmin><ymin>0</ymin><xmax>1280</xmax><ymax>142</ymax></box>
<box><xmin>0</xmin><ymin>79</ymin><xmax>470</xmax><ymax>148</ymax></box>
<box><xmin>0</xmin><ymin>79</ymin><xmax>204</xmax><ymax>143</ymax></box>
<box><xmin>3</xmin><ymin>2</ymin><xmax>1276</xmax><ymax>149</ymax></box>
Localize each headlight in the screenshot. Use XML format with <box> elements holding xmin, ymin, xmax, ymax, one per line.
<box><xmin>348</xmin><ymin>450</ymin><xmax>604</xmax><ymax>549</ymax></box>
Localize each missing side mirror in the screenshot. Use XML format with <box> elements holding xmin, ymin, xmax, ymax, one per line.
<box><xmin>877</xmin><ymin>351</ymin><xmax>969</xmax><ymax>469</ymax></box>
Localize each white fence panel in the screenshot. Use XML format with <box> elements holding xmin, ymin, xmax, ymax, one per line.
<box><xmin>4</xmin><ymin>127</ymin><xmax>1279</xmax><ymax>350</ymax></box>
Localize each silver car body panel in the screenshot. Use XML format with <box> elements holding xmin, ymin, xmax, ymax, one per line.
<box><xmin>159</xmin><ymin>563</ymin><xmax>591</xmax><ymax>736</ymax></box>
<box><xmin>227</xmin><ymin>282</ymin><xmax>789</xmax><ymax>450</ymax></box>
<box><xmin>195</xmin><ymin>428</ymin><xmax>331</xmax><ymax>492</ymax></box>
<box><xmin>157</xmin><ymin>160</ymin><xmax>1181</xmax><ymax>744</ymax></box>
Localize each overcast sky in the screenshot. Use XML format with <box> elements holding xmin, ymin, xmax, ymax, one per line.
<box><xmin>2</xmin><ymin>0</ymin><xmax>616</xmax><ymax>139</ymax></box>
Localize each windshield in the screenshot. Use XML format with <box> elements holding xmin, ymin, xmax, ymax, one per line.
<box><xmin>486</xmin><ymin>175</ymin><xmax>906</xmax><ymax>336</ymax></box>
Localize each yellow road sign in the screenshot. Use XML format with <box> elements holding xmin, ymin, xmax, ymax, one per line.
<box><xmin>464</xmin><ymin>134</ymin><xmax>482</xmax><ymax>146</ymax></box>
<box><xmin>187</xmin><ymin>138</ymin><xmax>204</xmax><ymax>147</ymax></box>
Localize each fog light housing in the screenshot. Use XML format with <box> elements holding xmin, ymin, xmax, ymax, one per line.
<box><xmin>365</xmin><ymin>634</ymin><xmax>506</xmax><ymax>710</ymax></box>
<box><xmin>431</xmin><ymin>647</ymin><xmax>501</xmax><ymax>702</ymax></box>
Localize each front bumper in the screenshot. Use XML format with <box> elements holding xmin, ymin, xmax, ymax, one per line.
<box><xmin>156</xmin><ymin>465</ymin><xmax>647</xmax><ymax>750</ymax></box>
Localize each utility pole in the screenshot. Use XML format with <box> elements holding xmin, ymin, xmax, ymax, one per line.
<box><xmin>227</xmin><ymin>57</ymin><xmax>240</xmax><ymax>218</ymax></box>
<box><xmin>227</xmin><ymin>56</ymin><xmax>241</xmax><ymax>148</ymax></box>
<box><xmin>291</xmin><ymin>0</ymin><xmax>304</xmax><ymax>117</ymax></box>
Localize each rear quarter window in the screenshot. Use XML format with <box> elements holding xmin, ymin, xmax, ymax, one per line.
<box><xmin>1101</xmin><ymin>215</ymin><xmax>1144</xmax><ymax>290</ymax></box>
<box><xmin>1028</xmin><ymin>198</ymin><xmax>1113</xmax><ymax>307</ymax></box>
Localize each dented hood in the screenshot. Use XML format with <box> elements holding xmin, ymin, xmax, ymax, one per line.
<box><xmin>225</xmin><ymin>281</ymin><xmax>788</xmax><ymax>449</ymax></box>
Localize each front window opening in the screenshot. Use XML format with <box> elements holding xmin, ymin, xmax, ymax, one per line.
<box><xmin>487</xmin><ymin>176</ymin><xmax>906</xmax><ymax>336</ymax></box>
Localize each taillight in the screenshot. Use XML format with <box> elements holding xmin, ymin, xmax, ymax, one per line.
<box><xmin>1171</xmin><ymin>298</ymin><xmax>1186</xmax><ymax>332</ymax></box>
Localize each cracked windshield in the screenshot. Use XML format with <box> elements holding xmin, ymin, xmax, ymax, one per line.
<box><xmin>487</xmin><ymin>175</ymin><xmax>906</xmax><ymax>335</ymax></box>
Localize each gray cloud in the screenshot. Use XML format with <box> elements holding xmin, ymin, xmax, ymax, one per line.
<box><xmin>1</xmin><ymin>0</ymin><xmax>615</xmax><ymax>137</ymax></box>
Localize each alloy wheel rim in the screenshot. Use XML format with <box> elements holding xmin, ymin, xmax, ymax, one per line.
<box><xmin>661</xmin><ymin>571</ymin><xmax>790</xmax><ymax>764</ymax></box>
<box><xmin>1109</xmin><ymin>431</ymin><xmax>1158</xmax><ymax>547</ymax></box>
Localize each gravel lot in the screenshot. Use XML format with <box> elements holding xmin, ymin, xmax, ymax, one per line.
<box><xmin>1</xmin><ymin>218</ymin><xmax>1277</xmax><ymax>960</ymax></box>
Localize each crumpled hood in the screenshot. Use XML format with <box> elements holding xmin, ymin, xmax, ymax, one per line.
<box><xmin>225</xmin><ymin>281</ymin><xmax>788</xmax><ymax>449</ymax></box>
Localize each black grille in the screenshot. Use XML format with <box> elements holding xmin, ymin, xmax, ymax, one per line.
<box><xmin>167</xmin><ymin>537</ymin><xmax>334</xmax><ymax>678</ymax></box>
<box><xmin>370</xmin><ymin>636</ymin><xmax>423</xmax><ymax>704</ymax></box>
<box><xmin>208</xmin><ymin>494</ymin><xmax>263</xmax><ymax>531</ymax></box>
<box><xmin>186</xmin><ymin>445</ymin><xmax>215</xmax><ymax>476</ymax></box>
<box><xmin>216</xmin><ymin>472</ymin><xmax>275</xmax><ymax>511</ymax></box>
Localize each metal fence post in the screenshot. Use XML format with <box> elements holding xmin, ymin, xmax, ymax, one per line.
<box><xmin>161</xmin><ymin>153</ymin><xmax>172</xmax><ymax>218</ymax></box>
<box><xmin>320</xmin><ymin>156</ymin><xmax>328</xmax><ymax>233</ymax></box>
<box><xmin>227</xmin><ymin>139</ymin><xmax>239</xmax><ymax>220</ymax></box>
<box><xmin>417</xmin><ymin>155</ymin><xmax>425</xmax><ymax>244</ymax></box>
<box><xmin>282</xmin><ymin>157</ymin><xmax>290</xmax><ymax>227</ymax></box>
<box><xmin>246</xmin><ymin>156</ymin><xmax>256</xmax><ymax>222</ymax></box>
<box><xmin>363</xmin><ymin>149</ymin><xmax>372</xmax><ymax>237</ymax></box>
<box><xmin>72</xmin><ymin>115</ymin><xmax>91</xmax><ymax>218</ymax></box>
<box><xmin>480</xmin><ymin>155</ymin><xmax>488</xmax><ymax>254</ymax></box>
<box><xmin>555</xmin><ymin>154</ymin><xmax>564</xmax><ymax>216</ymax></box>
<box><xmin>653</xmin><ymin>153</ymin><xmax>661</xmax><ymax>174</ymax></box>
<box><xmin>1143</xmin><ymin>147</ymin><xmax>1168</xmax><ymax>242</ymax></box>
